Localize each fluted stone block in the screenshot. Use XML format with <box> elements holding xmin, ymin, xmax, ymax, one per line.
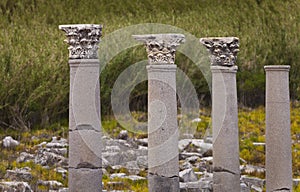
<box><xmin>265</xmin><ymin>65</ymin><xmax>292</xmax><ymax>192</ymax></box>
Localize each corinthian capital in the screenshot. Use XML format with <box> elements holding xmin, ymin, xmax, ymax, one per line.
<box><xmin>59</xmin><ymin>24</ymin><xmax>102</xmax><ymax>59</ymax></box>
<box><xmin>133</xmin><ymin>34</ymin><xmax>185</xmax><ymax>64</ymax></box>
<box><xmin>200</xmin><ymin>37</ymin><xmax>239</xmax><ymax>66</ymax></box>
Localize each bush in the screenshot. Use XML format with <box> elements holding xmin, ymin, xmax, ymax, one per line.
<box><xmin>0</xmin><ymin>0</ymin><xmax>299</xmax><ymax>129</ymax></box>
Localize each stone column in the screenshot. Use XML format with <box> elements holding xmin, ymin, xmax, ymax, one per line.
<box><xmin>59</xmin><ymin>24</ymin><xmax>103</xmax><ymax>192</ymax></box>
<box><xmin>265</xmin><ymin>65</ymin><xmax>292</xmax><ymax>192</ymax></box>
<box><xmin>133</xmin><ymin>34</ymin><xmax>185</xmax><ymax>192</ymax></box>
<box><xmin>200</xmin><ymin>37</ymin><xmax>241</xmax><ymax>192</ymax></box>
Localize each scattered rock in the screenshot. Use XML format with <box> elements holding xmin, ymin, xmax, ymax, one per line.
<box><xmin>111</xmin><ymin>165</ymin><xmax>123</xmax><ymax>170</ymax></box>
<box><xmin>124</xmin><ymin>161</ymin><xmax>140</xmax><ymax>175</ymax></box>
<box><xmin>240</xmin><ymin>165</ymin><xmax>265</xmax><ymax>175</ymax></box>
<box><xmin>2</xmin><ymin>136</ymin><xmax>20</xmax><ymax>148</ymax></box>
<box><xmin>35</xmin><ymin>148</ymin><xmax>68</xmax><ymax>167</ymax></box>
<box><xmin>204</xmin><ymin>136</ymin><xmax>213</xmax><ymax>144</ymax></box>
<box><xmin>0</xmin><ymin>182</ymin><xmax>33</xmax><ymax>192</ymax></box>
<box><xmin>54</xmin><ymin>167</ymin><xmax>67</xmax><ymax>179</ymax></box>
<box><xmin>180</xmin><ymin>179</ymin><xmax>213</xmax><ymax>192</ymax></box>
<box><xmin>136</xmin><ymin>138</ymin><xmax>148</xmax><ymax>147</ymax></box>
<box><xmin>241</xmin><ymin>175</ymin><xmax>265</xmax><ymax>187</ymax></box>
<box><xmin>102</xmin><ymin>149</ymin><xmax>138</xmax><ymax>166</ymax></box>
<box><xmin>294</xmin><ymin>178</ymin><xmax>300</xmax><ymax>187</ymax></box>
<box><xmin>179</xmin><ymin>139</ymin><xmax>192</xmax><ymax>151</ymax></box>
<box><xmin>105</xmin><ymin>145</ymin><xmax>121</xmax><ymax>153</ymax></box>
<box><xmin>251</xmin><ymin>184</ymin><xmax>263</xmax><ymax>192</ymax></box>
<box><xmin>110</xmin><ymin>173</ymin><xmax>126</xmax><ymax>179</ymax></box>
<box><xmin>58</xmin><ymin>188</ymin><xmax>69</xmax><ymax>192</ymax></box>
<box><xmin>136</xmin><ymin>155</ymin><xmax>148</xmax><ymax>169</ymax></box>
<box><xmin>4</xmin><ymin>167</ymin><xmax>32</xmax><ymax>182</ymax></box>
<box><xmin>117</xmin><ymin>130</ymin><xmax>129</xmax><ymax>140</ymax></box>
<box><xmin>180</xmin><ymin>160</ymin><xmax>193</xmax><ymax>171</ymax></box>
<box><xmin>179</xmin><ymin>168</ymin><xmax>198</xmax><ymax>182</ymax></box>
<box><xmin>37</xmin><ymin>180</ymin><xmax>63</xmax><ymax>190</ymax></box>
<box><xmin>46</xmin><ymin>137</ymin><xmax>68</xmax><ymax>148</ymax></box>
<box><xmin>106</xmin><ymin>181</ymin><xmax>125</xmax><ymax>190</ymax></box>
<box><xmin>125</xmin><ymin>175</ymin><xmax>146</xmax><ymax>181</ymax></box>
<box><xmin>191</xmin><ymin>118</ymin><xmax>202</xmax><ymax>123</ymax></box>
<box><xmin>186</xmin><ymin>156</ymin><xmax>200</xmax><ymax>164</ymax></box>
<box><xmin>240</xmin><ymin>182</ymin><xmax>250</xmax><ymax>192</ymax></box>
<box><xmin>36</xmin><ymin>141</ymin><xmax>47</xmax><ymax>147</ymax></box>
<box><xmin>3</xmin><ymin>132</ymin><xmax>298</xmax><ymax>192</ymax></box>
<box><xmin>180</xmin><ymin>152</ymin><xmax>202</xmax><ymax>160</ymax></box>
<box><xmin>16</xmin><ymin>152</ymin><xmax>34</xmax><ymax>163</ymax></box>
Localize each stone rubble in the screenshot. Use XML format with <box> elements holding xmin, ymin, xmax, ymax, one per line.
<box><xmin>34</xmin><ymin>136</ymin><xmax>68</xmax><ymax>167</ymax></box>
<box><xmin>2</xmin><ymin>136</ymin><xmax>20</xmax><ymax>148</ymax></box>
<box><xmin>37</xmin><ymin>180</ymin><xmax>64</xmax><ymax>190</ymax></box>
<box><xmin>1</xmin><ymin>132</ymin><xmax>299</xmax><ymax>191</ymax></box>
<box><xmin>0</xmin><ymin>181</ymin><xmax>33</xmax><ymax>192</ymax></box>
<box><xmin>4</xmin><ymin>167</ymin><xmax>32</xmax><ymax>182</ymax></box>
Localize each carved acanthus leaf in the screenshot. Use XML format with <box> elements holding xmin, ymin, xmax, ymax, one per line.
<box><xmin>200</xmin><ymin>37</ymin><xmax>239</xmax><ymax>66</ymax></box>
<box><xmin>133</xmin><ymin>34</ymin><xmax>185</xmax><ymax>64</ymax></box>
<box><xmin>59</xmin><ymin>24</ymin><xmax>102</xmax><ymax>59</ymax></box>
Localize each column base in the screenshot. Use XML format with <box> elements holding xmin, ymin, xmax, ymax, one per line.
<box><xmin>148</xmin><ymin>173</ymin><xmax>179</xmax><ymax>192</ymax></box>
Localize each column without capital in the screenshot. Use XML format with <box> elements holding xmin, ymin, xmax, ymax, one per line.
<box><xmin>265</xmin><ymin>65</ymin><xmax>292</xmax><ymax>192</ymax></box>
<box><xmin>133</xmin><ymin>34</ymin><xmax>185</xmax><ymax>192</ymax></box>
<box><xmin>59</xmin><ymin>24</ymin><xmax>102</xmax><ymax>192</ymax></box>
<box><xmin>200</xmin><ymin>37</ymin><xmax>241</xmax><ymax>192</ymax></box>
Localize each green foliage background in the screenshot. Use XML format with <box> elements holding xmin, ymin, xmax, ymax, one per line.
<box><xmin>0</xmin><ymin>0</ymin><xmax>299</xmax><ymax>128</ymax></box>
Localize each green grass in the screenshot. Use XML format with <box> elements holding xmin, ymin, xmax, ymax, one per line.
<box><xmin>0</xmin><ymin>0</ymin><xmax>299</xmax><ymax>129</ymax></box>
<box><xmin>0</xmin><ymin>1</ymin><xmax>299</xmax><ymax>189</ymax></box>
<box><xmin>0</xmin><ymin>127</ymin><xmax>68</xmax><ymax>190</ymax></box>
<box><xmin>0</xmin><ymin>105</ymin><xmax>300</xmax><ymax>190</ymax></box>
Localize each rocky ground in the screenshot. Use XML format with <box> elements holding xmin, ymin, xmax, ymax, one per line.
<box><xmin>1</xmin><ymin>131</ymin><xmax>299</xmax><ymax>192</ymax></box>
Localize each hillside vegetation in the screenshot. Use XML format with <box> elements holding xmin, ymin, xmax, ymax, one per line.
<box><xmin>0</xmin><ymin>0</ymin><xmax>299</xmax><ymax>128</ymax></box>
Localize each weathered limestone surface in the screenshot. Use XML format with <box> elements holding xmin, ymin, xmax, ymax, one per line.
<box><xmin>200</xmin><ymin>37</ymin><xmax>240</xmax><ymax>192</ymax></box>
<box><xmin>133</xmin><ymin>34</ymin><xmax>185</xmax><ymax>192</ymax></box>
<box><xmin>148</xmin><ymin>174</ymin><xmax>179</xmax><ymax>192</ymax></box>
<box><xmin>69</xmin><ymin>168</ymin><xmax>102</xmax><ymax>192</ymax></box>
<box><xmin>133</xmin><ymin>34</ymin><xmax>185</xmax><ymax>65</ymax></box>
<box><xmin>60</xmin><ymin>24</ymin><xmax>102</xmax><ymax>192</ymax></box>
<box><xmin>59</xmin><ymin>24</ymin><xmax>102</xmax><ymax>59</ymax></box>
<box><xmin>265</xmin><ymin>65</ymin><xmax>292</xmax><ymax>192</ymax></box>
<box><xmin>69</xmin><ymin>130</ymin><xmax>102</xmax><ymax>169</ymax></box>
<box><xmin>200</xmin><ymin>37</ymin><xmax>239</xmax><ymax>66</ymax></box>
<box><xmin>69</xmin><ymin>59</ymin><xmax>101</xmax><ymax>132</ymax></box>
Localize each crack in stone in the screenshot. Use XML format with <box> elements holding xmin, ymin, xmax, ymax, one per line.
<box><xmin>213</xmin><ymin>167</ymin><xmax>237</xmax><ymax>175</ymax></box>
<box><xmin>69</xmin><ymin>164</ymin><xmax>102</xmax><ymax>170</ymax></box>
<box><xmin>272</xmin><ymin>188</ymin><xmax>290</xmax><ymax>192</ymax></box>
<box><xmin>149</xmin><ymin>172</ymin><xmax>179</xmax><ymax>179</ymax></box>
<box><xmin>75</xmin><ymin>124</ymin><xmax>100</xmax><ymax>131</ymax></box>
<box><xmin>69</xmin><ymin>127</ymin><xmax>101</xmax><ymax>132</ymax></box>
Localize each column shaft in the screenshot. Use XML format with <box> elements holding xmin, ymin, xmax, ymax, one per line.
<box><xmin>211</xmin><ymin>66</ymin><xmax>240</xmax><ymax>191</ymax></box>
<box><xmin>200</xmin><ymin>37</ymin><xmax>240</xmax><ymax>192</ymax></box>
<box><xmin>68</xmin><ymin>60</ymin><xmax>102</xmax><ymax>192</ymax></box>
<box><xmin>265</xmin><ymin>65</ymin><xmax>292</xmax><ymax>192</ymax></box>
<box><xmin>60</xmin><ymin>24</ymin><xmax>103</xmax><ymax>192</ymax></box>
<box><xmin>147</xmin><ymin>65</ymin><xmax>179</xmax><ymax>192</ymax></box>
<box><xmin>133</xmin><ymin>33</ymin><xmax>185</xmax><ymax>192</ymax></box>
